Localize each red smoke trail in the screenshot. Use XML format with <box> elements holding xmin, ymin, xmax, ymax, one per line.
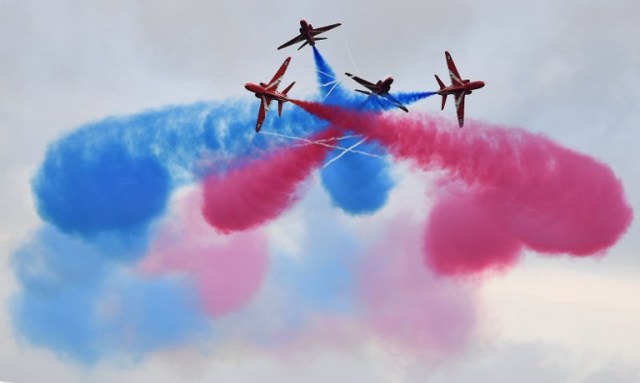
<box><xmin>142</xmin><ymin>188</ymin><xmax>269</xmax><ymax>317</ymax></box>
<box><xmin>293</xmin><ymin>100</ymin><xmax>633</xmax><ymax>275</ymax></box>
<box><xmin>202</xmin><ymin>129</ymin><xmax>338</xmax><ymax>233</ymax></box>
<box><xmin>356</xmin><ymin>217</ymin><xmax>475</xmax><ymax>354</ymax></box>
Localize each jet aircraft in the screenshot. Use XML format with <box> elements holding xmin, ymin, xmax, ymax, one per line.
<box><xmin>435</xmin><ymin>51</ymin><xmax>485</xmax><ymax>127</ymax></box>
<box><xmin>244</xmin><ymin>57</ymin><xmax>295</xmax><ymax>132</ymax></box>
<box><xmin>345</xmin><ymin>73</ymin><xmax>409</xmax><ymax>112</ymax></box>
<box><xmin>277</xmin><ymin>19</ymin><xmax>342</xmax><ymax>50</ymax></box>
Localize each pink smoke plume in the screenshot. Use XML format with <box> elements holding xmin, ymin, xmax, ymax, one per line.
<box><xmin>424</xmin><ymin>182</ymin><xmax>523</xmax><ymax>275</ymax></box>
<box><xmin>356</xmin><ymin>217</ymin><xmax>476</xmax><ymax>355</ymax></box>
<box><xmin>202</xmin><ymin>129</ymin><xmax>338</xmax><ymax>233</ymax></box>
<box><xmin>141</xmin><ymin>188</ymin><xmax>269</xmax><ymax>317</ymax></box>
<box><xmin>293</xmin><ymin>101</ymin><xmax>633</xmax><ymax>275</ymax></box>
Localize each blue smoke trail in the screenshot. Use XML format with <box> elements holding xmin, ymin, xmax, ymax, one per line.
<box><xmin>321</xmin><ymin>138</ymin><xmax>393</xmax><ymax>214</ymax></box>
<box><xmin>394</xmin><ymin>91</ymin><xmax>437</xmax><ymax>105</ymax></box>
<box><xmin>263</xmin><ymin>186</ymin><xmax>362</xmax><ymax>341</ymax></box>
<box><xmin>313</xmin><ymin>46</ymin><xmax>395</xmax><ymax>213</ymax></box>
<box><xmin>11</xmin><ymin>226</ymin><xmax>207</xmax><ymax>363</ymax></box>
<box><xmin>312</xmin><ymin>46</ymin><xmax>436</xmax><ymax>112</ymax></box>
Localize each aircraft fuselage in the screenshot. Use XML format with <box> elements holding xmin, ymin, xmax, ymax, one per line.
<box><xmin>299</xmin><ymin>19</ymin><xmax>315</xmax><ymax>46</ymax></box>
<box><xmin>437</xmin><ymin>80</ymin><xmax>485</xmax><ymax>96</ymax></box>
<box><xmin>374</xmin><ymin>77</ymin><xmax>394</xmax><ymax>95</ymax></box>
<box><xmin>244</xmin><ymin>83</ymin><xmax>289</xmax><ymax>102</ymax></box>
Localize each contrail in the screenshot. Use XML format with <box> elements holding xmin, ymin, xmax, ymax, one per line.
<box><xmin>261</xmin><ymin>130</ymin><xmax>382</xmax><ymax>159</ymax></box>
<box><xmin>323</xmin><ymin>136</ymin><xmax>369</xmax><ymax>169</ymax></box>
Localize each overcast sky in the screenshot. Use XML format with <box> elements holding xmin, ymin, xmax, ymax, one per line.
<box><xmin>1</xmin><ymin>1</ymin><xmax>639</xmax><ymax>382</ymax></box>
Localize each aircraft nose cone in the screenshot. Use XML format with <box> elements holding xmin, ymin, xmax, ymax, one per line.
<box><xmin>479</xmin><ymin>81</ymin><xmax>486</xmax><ymax>88</ymax></box>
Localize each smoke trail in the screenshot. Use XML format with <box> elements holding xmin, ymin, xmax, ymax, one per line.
<box><xmin>312</xmin><ymin>46</ymin><xmax>436</xmax><ymax>111</ymax></box>
<box><xmin>356</xmin><ymin>218</ymin><xmax>476</xmax><ymax>354</ymax></box>
<box><xmin>11</xmin><ymin>226</ymin><xmax>207</xmax><ymax>363</ymax></box>
<box><xmin>394</xmin><ymin>91</ymin><xmax>437</xmax><ymax>105</ymax></box>
<box><xmin>34</xmin><ymin>137</ymin><xmax>171</xmax><ymax>238</ymax></box>
<box><xmin>142</xmin><ymin>188</ymin><xmax>269</xmax><ymax>317</ymax></box>
<box><xmin>313</xmin><ymin>46</ymin><xmax>351</xmax><ymax>103</ymax></box>
<box><xmin>320</xmin><ymin>136</ymin><xmax>393</xmax><ymax>214</ymax></box>
<box><xmin>424</xmin><ymin>183</ymin><xmax>523</xmax><ymax>275</ymax></box>
<box><xmin>201</xmin><ymin>129</ymin><xmax>338</xmax><ymax>233</ymax></box>
<box><xmin>312</xmin><ymin>47</ymin><xmax>400</xmax><ymax>213</ymax></box>
<box><xmin>293</xmin><ymin>101</ymin><xmax>633</xmax><ymax>274</ymax></box>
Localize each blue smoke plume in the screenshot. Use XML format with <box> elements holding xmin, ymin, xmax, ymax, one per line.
<box><xmin>11</xmin><ymin>226</ymin><xmax>207</xmax><ymax>363</ymax></box>
<box><xmin>321</xmin><ymin>138</ymin><xmax>393</xmax><ymax>214</ymax></box>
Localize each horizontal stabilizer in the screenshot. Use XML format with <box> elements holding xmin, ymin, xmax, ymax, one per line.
<box><xmin>282</xmin><ymin>81</ymin><xmax>295</xmax><ymax>96</ymax></box>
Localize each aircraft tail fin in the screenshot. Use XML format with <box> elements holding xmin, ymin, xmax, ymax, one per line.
<box><xmin>435</xmin><ymin>74</ymin><xmax>447</xmax><ymax>110</ymax></box>
<box><xmin>278</xmin><ymin>82</ymin><xmax>295</xmax><ymax>116</ymax></box>
<box><xmin>435</xmin><ymin>74</ymin><xmax>446</xmax><ymax>90</ymax></box>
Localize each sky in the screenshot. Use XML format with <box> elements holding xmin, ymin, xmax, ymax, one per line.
<box><xmin>1</xmin><ymin>1</ymin><xmax>639</xmax><ymax>382</ymax></box>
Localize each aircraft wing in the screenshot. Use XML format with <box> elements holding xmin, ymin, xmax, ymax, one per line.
<box><xmin>384</xmin><ymin>93</ymin><xmax>409</xmax><ymax>112</ymax></box>
<box><xmin>454</xmin><ymin>92</ymin><xmax>465</xmax><ymax>127</ymax></box>
<box><xmin>312</xmin><ymin>23</ymin><xmax>342</xmax><ymax>34</ymax></box>
<box><xmin>266</xmin><ymin>57</ymin><xmax>292</xmax><ymax>90</ymax></box>
<box><xmin>345</xmin><ymin>73</ymin><xmax>377</xmax><ymax>92</ymax></box>
<box><xmin>277</xmin><ymin>34</ymin><xmax>305</xmax><ymax>50</ymax></box>
<box><xmin>256</xmin><ymin>96</ymin><xmax>271</xmax><ymax>132</ymax></box>
<box><xmin>445</xmin><ymin>51</ymin><xmax>464</xmax><ymax>86</ymax></box>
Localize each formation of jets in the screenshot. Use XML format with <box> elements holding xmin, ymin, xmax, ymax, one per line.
<box><xmin>245</xmin><ymin>19</ymin><xmax>485</xmax><ymax>130</ymax></box>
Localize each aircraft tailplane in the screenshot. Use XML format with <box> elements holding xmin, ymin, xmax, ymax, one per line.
<box><xmin>278</xmin><ymin>82</ymin><xmax>295</xmax><ymax>116</ymax></box>
<box><xmin>440</xmin><ymin>94</ymin><xmax>447</xmax><ymax>110</ymax></box>
<box><xmin>282</xmin><ymin>81</ymin><xmax>295</xmax><ymax>96</ymax></box>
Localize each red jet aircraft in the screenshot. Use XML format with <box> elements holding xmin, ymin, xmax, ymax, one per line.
<box><xmin>244</xmin><ymin>57</ymin><xmax>295</xmax><ymax>132</ymax></box>
<box><xmin>435</xmin><ymin>51</ymin><xmax>485</xmax><ymax>127</ymax></box>
<box><xmin>345</xmin><ymin>73</ymin><xmax>409</xmax><ymax>112</ymax></box>
<box><xmin>277</xmin><ymin>19</ymin><xmax>342</xmax><ymax>50</ymax></box>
